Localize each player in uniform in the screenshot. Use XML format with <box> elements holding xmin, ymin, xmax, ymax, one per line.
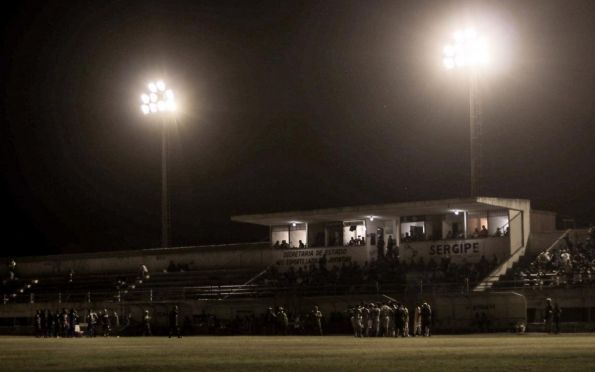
<box><xmin>401</xmin><ymin>304</ymin><xmax>410</xmax><ymax>337</ymax></box>
<box><xmin>277</xmin><ymin>307</ymin><xmax>289</xmax><ymax>335</ymax></box>
<box><xmin>420</xmin><ymin>302</ymin><xmax>432</xmax><ymax>337</ymax></box>
<box><xmin>413</xmin><ymin>305</ymin><xmax>421</xmax><ymax>336</ymax></box>
<box><xmin>394</xmin><ymin>303</ymin><xmax>403</xmax><ymax>337</ymax></box>
<box><xmin>169</xmin><ymin>305</ymin><xmax>181</xmax><ymax>338</ymax></box>
<box><xmin>361</xmin><ymin>303</ymin><xmax>370</xmax><ymax>337</ymax></box>
<box><xmin>102</xmin><ymin>309</ymin><xmax>111</xmax><ymax>336</ymax></box>
<box><xmin>553</xmin><ymin>303</ymin><xmax>562</xmax><ymax>334</ymax></box>
<box><xmin>313</xmin><ymin>305</ymin><xmax>323</xmax><ymax>336</ymax></box>
<box><xmin>544</xmin><ymin>298</ymin><xmax>554</xmax><ymax>333</ymax></box>
<box><xmin>379</xmin><ymin>303</ymin><xmax>390</xmax><ymax>337</ymax></box>
<box><xmin>370</xmin><ymin>303</ymin><xmax>380</xmax><ymax>337</ymax></box>
<box><xmin>34</xmin><ymin>310</ymin><xmax>42</xmax><ymax>337</ymax></box>
<box><xmin>265</xmin><ymin>306</ymin><xmax>277</xmax><ymax>335</ymax></box>
<box><xmin>143</xmin><ymin>310</ymin><xmax>152</xmax><ymax>336</ymax></box>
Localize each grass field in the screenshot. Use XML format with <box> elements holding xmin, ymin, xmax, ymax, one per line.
<box><xmin>0</xmin><ymin>334</ymin><xmax>594</xmax><ymax>371</ymax></box>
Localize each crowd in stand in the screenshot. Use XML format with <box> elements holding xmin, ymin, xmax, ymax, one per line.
<box><xmin>514</xmin><ymin>227</ymin><xmax>595</xmax><ymax>288</ymax></box>
<box><xmin>262</xmin><ymin>250</ymin><xmax>499</xmax><ymax>295</ymax></box>
<box><xmin>400</xmin><ymin>225</ymin><xmax>509</xmax><ymax>242</ymax></box>
<box><xmin>347</xmin><ymin>301</ymin><xmax>432</xmax><ymax>338</ymax></box>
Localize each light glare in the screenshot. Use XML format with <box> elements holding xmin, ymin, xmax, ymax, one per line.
<box><xmin>443</xmin><ymin>57</ymin><xmax>455</xmax><ymax>69</ymax></box>
<box><xmin>140</xmin><ymin>80</ymin><xmax>177</xmax><ymax>115</ymax></box>
<box><xmin>442</xmin><ymin>28</ymin><xmax>490</xmax><ymax>69</ymax></box>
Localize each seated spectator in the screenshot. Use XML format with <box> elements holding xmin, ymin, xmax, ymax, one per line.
<box><xmin>495</xmin><ymin>228</ymin><xmax>502</xmax><ymax>237</ymax></box>
<box><xmin>471</xmin><ymin>228</ymin><xmax>480</xmax><ymax>238</ymax></box>
<box><xmin>480</xmin><ymin>225</ymin><xmax>489</xmax><ymax>238</ymax></box>
<box><xmin>446</xmin><ymin>230</ymin><xmax>453</xmax><ymax>239</ymax></box>
<box><xmin>299</xmin><ymin>240</ymin><xmax>305</xmax><ymax>248</ymax></box>
<box><xmin>273</xmin><ymin>241</ymin><xmax>280</xmax><ymax>249</ymax></box>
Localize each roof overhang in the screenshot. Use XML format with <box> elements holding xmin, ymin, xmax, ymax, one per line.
<box><xmin>232</xmin><ymin>197</ymin><xmax>530</xmax><ymax>226</ymax></box>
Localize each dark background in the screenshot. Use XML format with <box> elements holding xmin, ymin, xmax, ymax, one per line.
<box><xmin>1</xmin><ymin>0</ymin><xmax>594</xmax><ymax>256</ymax></box>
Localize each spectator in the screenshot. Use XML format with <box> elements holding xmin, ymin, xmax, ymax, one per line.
<box><xmin>471</xmin><ymin>228</ymin><xmax>480</xmax><ymax>238</ymax></box>
<box><xmin>139</xmin><ymin>264</ymin><xmax>149</xmax><ymax>281</ymax></box>
<box><xmin>8</xmin><ymin>258</ymin><xmax>16</xmax><ymax>280</ymax></box>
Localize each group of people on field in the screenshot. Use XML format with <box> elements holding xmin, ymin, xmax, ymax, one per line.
<box><xmin>32</xmin><ymin>305</ymin><xmax>183</xmax><ymax>338</ymax></box>
<box><xmin>262</xmin><ymin>305</ymin><xmax>324</xmax><ymax>336</ymax></box>
<box><xmin>34</xmin><ymin>308</ymin><xmax>118</xmax><ymax>338</ymax></box>
<box><xmin>348</xmin><ymin>301</ymin><xmax>431</xmax><ymax>338</ymax></box>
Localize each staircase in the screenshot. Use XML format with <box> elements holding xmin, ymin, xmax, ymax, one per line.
<box><xmin>473</xmin><ymin>229</ymin><xmax>571</xmax><ymax>292</ymax></box>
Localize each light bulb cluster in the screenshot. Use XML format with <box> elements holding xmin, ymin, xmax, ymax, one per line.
<box><xmin>443</xmin><ymin>28</ymin><xmax>489</xmax><ymax>70</ymax></box>
<box><xmin>140</xmin><ymin>80</ymin><xmax>176</xmax><ymax>115</ymax></box>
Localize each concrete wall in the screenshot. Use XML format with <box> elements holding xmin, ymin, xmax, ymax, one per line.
<box><xmin>530</xmin><ymin>210</ymin><xmax>557</xmax><ymax>233</ymax></box>
<box><xmin>271</xmin><ymin>245</ymin><xmax>369</xmax><ymax>272</ymax></box>
<box><xmin>400</xmin><ymin>237</ymin><xmax>509</xmax><ymax>264</ymax></box>
<box><xmin>478</xmin><ymin>198</ymin><xmax>531</xmax><ymax>252</ymax></box>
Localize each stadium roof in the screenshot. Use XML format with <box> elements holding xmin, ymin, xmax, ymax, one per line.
<box><xmin>232</xmin><ymin>197</ymin><xmax>530</xmax><ymax>226</ymax></box>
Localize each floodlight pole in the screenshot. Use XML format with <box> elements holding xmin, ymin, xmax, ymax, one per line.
<box><xmin>161</xmin><ymin>119</ymin><xmax>170</xmax><ymax>248</ymax></box>
<box><xmin>469</xmin><ymin>69</ymin><xmax>482</xmax><ymax>197</ymax></box>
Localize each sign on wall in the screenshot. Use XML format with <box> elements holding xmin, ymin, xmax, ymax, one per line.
<box><xmin>272</xmin><ymin>246</ymin><xmax>369</xmax><ymax>271</ymax></box>
<box><xmin>400</xmin><ymin>238</ymin><xmax>510</xmax><ymax>263</ymax></box>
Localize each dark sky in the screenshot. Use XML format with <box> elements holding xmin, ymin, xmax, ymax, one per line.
<box><xmin>1</xmin><ymin>0</ymin><xmax>594</xmax><ymax>256</ymax></box>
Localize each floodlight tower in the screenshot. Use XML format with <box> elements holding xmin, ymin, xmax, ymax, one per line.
<box><xmin>140</xmin><ymin>80</ymin><xmax>177</xmax><ymax>248</ymax></box>
<box><xmin>442</xmin><ymin>28</ymin><xmax>489</xmax><ymax>197</ymax></box>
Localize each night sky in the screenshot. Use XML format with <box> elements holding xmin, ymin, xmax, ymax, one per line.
<box><xmin>1</xmin><ymin>0</ymin><xmax>594</xmax><ymax>257</ymax></box>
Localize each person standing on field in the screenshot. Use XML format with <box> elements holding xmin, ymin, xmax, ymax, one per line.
<box><xmin>313</xmin><ymin>305</ymin><xmax>323</xmax><ymax>336</ymax></box>
<box><xmin>370</xmin><ymin>303</ymin><xmax>380</xmax><ymax>337</ymax></box>
<box><xmin>169</xmin><ymin>305</ymin><xmax>181</xmax><ymax>338</ymax></box>
<box><xmin>143</xmin><ymin>310</ymin><xmax>152</xmax><ymax>336</ymax></box>
<box><xmin>420</xmin><ymin>302</ymin><xmax>432</xmax><ymax>337</ymax></box>
<box><xmin>544</xmin><ymin>298</ymin><xmax>554</xmax><ymax>333</ymax></box>
<box><xmin>553</xmin><ymin>302</ymin><xmax>562</xmax><ymax>334</ymax></box>
<box><xmin>413</xmin><ymin>305</ymin><xmax>422</xmax><ymax>336</ymax></box>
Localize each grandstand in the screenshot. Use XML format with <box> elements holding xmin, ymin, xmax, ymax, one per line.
<box><xmin>1</xmin><ymin>197</ymin><xmax>593</xmax><ymax>334</ymax></box>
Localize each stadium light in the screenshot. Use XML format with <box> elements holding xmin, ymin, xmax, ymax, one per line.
<box><xmin>139</xmin><ymin>80</ymin><xmax>177</xmax><ymax>248</ymax></box>
<box><xmin>442</xmin><ymin>28</ymin><xmax>489</xmax><ymax>70</ymax></box>
<box><xmin>442</xmin><ymin>28</ymin><xmax>489</xmax><ymax>197</ymax></box>
<box><xmin>140</xmin><ymin>80</ymin><xmax>176</xmax><ymax>115</ymax></box>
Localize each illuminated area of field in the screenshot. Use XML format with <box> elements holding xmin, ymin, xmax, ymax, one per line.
<box><xmin>0</xmin><ymin>334</ymin><xmax>594</xmax><ymax>371</ymax></box>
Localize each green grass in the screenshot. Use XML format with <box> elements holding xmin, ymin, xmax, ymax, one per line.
<box><xmin>0</xmin><ymin>334</ymin><xmax>594</xmax><ymax>371</ymax></box>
